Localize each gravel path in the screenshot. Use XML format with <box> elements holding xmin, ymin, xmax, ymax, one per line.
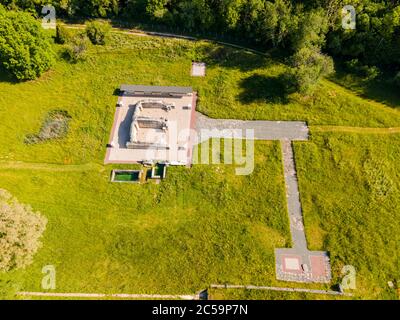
<box><xmin>281</xmin><ymin>139</ymin><xmax>308</xmax><ymax>250</ymax></box>
<box><xmin>195</xmin><ymin>112</ymin><xmax>331</xmax><ymax>283</ymax></box>
<box><xmin>276</xmin><ymin>140</ymin><xmax>332</xmax><ymax>283</ymax></box>
<box><xmin>195</xmin><ymin>112</ymin><xmax>309</xmax><ymax>142</ymax></box>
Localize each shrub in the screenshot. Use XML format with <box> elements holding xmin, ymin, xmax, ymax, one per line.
<box><xmin>55</xmin><ymin>24</ymin><xmax>72</xmax><ymax>44</ymax></box>
<box><xmin>24</xmin><ymin>110</ymin><xmax>72</xmax><ymax>144</ymax></box>
<box><xmin>344</xmin><ymin>59</ymin><xmax>380</xmax><ymax>80</ymax></box>
<box><xmin>63</xmin><ymin>34</ymin><xmax>90</xmax><ymax>63</ymax></box>
<box><xmin>285</xmin><ymin>47</ymin><xmax>334</xmax><ymax>94</ymax></box>
<box><xmin>0</xmin><ymin>189</ymin><xmax>47</xmax><ymax>272</ymax></box>
<box><xmin>85</xmin><ymin>21</ymin><xmax>111</xmax><ymax>45</ymax></box>
<box><xmin>0</xmin><ymin>4</ymin><xmax>54</xmax><ymax>80</ymax></box>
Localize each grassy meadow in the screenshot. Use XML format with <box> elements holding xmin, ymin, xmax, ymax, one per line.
<box><xmin>0</xmin><ymin>141</ymin><xmax>291</xmax><ymax>295</ymax></box>
<box><xmin>0</xmin><ymin>30</ymin><xmax>400</xmax><ymax>299</ymax></box>
<box><xmin>295</xmin><ymin>131</ymin><xmax>400</xmax><ymax>299</ymax></box>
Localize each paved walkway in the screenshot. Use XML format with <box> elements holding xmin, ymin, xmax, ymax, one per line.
<box><xmin>195</xmin><ymin>112</ymin><xmax>309</xmax><ymax>142</ymax></box>
<box><xmin>196</xmin><ymin>113</ymin><xmax>331</xmax><ymax>283</ymax></box>
<box><xmin>281</xmin><ymin>140</ymin><xmax>308</xmax><ymax>250</ymax></box>
<box><xmin>275</xmin><ymin>140</ymin><xmax>331</xmax><ymax>283</ymax></box>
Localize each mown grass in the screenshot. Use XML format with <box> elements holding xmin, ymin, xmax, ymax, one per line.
<box><xmin>295</xmin><ymin>131</ymin><xmax>400</xmax><ymax>299</ymax></box>
<box><xmin>1</xmin><ymin>30</ymin><xmax>400</xmax><ymax>299</ymax></box>
<box><xmin>0</xmin><ymin>141</ymin><xmax>291</xmax><ymax>295</ymax></box>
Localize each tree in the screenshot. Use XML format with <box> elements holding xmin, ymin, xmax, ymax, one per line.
<box><xmin>285</xmin><ymin>46</ymin><xmax>334</xmax><ymax>94</ymax></box>
<box><xmin>86</xmin><ymin>20</ymin><xmax>111</xmax><ymax>45</ymax></box>
<box><xmin>0</xmin><ymin>4</ymin><xmax>54</xmax><ymax>80</ymax></box>
<box><xmin>0</xmin><ymin>189</ymin><xmax>47</xmax><ymax>272</ymax></box>
<box><xmin>238</xmin><ymin>0</ymin><xmax>263</xmax><ymax>36</ymax></box>
<box><xmin>122</xmin><ymin>0</ymin><xmax>147</xmax><ymax>20</ymax></box>
<box><xmin>394</xmin><ymin>71</ymin><xmax>400</xmax><ymax>88</ymax></box>
<box><xmin>146</xmin><ymin>0</ymin><xmax>170</xmax><ymax>20</ymax></box>
<box><xmin>254</xmin><ymin>0</ymin><xmax>294</xmax><ymax>47</ymax></box>
<box><xmin>175</xmin><ymin>0</ymin><xmax>214</xmax><ymax>32</ymax></box>
<box><xmin>290</xmin><ymin>8</ymin><xmax>329</xmax><ymax>51</ymax></box>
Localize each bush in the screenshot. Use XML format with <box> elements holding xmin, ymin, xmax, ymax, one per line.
<box><xmin>24</xmin><ymin>110</ymin><xmax>72</xmax><ymax>144</ymax></box>
<box><xmin>0</xmin><ymin>4</ymin><xmax>54</xmax><ymax>80</ymax></box>
<box><xmin>285</xmin><ymin>47</ymin><xmax>334</xmax><ymax>94</ymax></box>
<box><xmin>55</xmin><ymin>24</ymin><xmax>72</xmax><ymax>44</ymax></box>
<box><xmin>344</xmin><ymin>59</ymin><xmax>380</xmax><ymax>80</ymax></box>
<box><xmin>85</xmin><ymin>21</ymin><xmax>111</xmax><ymax>45</ymax></box>
<box><xmin>0</xmin><ymin>189</ymin><xmax>47</xmax><ymax>272</ymax></box>
<box><xmin>63</xmin><ymin>34</ymin><xmax>90</xmax><ymax>63</ymax></box>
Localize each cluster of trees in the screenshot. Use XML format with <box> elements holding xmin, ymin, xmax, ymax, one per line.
<box><xmin>1</xmin><ymin>0</ymin><xmax>398</xmax><ymax>65</ymax></box>
<box><xmin>0</xmin><ymin>0</ymin><xmax>111</xmax><ymax>80</ymax></box>
<box><xmin>1</xmin><ymin>0</ymin><xmax>399</xmax><ymax>87</ymax></box>
<box><xmin>0</xmin><ymin>4</ymin><xmax>54</xmax><ymax>80</ymax></box>
<box><xmin>56</xmin><ymin>21</ymin><xmax>111</xmax><ymax>63</ymax></box>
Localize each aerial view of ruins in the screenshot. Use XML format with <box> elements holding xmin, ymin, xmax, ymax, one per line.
<box><xmin>0</xmin><ymin>0</ymin><xmax>399</xmax><ymax>306</ymax></box>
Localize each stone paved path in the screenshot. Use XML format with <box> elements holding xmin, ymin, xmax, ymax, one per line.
<box><xmin>276</xmin><ymin>140</ymin><xmax>331</xmax><ymax>283</ymax></box>
<box><xmin>196</xmin><ymin>113</ymin><xmax>331</xmax><ymax>283</ymax></box>
<box><xmin>281</xmin><ymin>140</ymin><xmax>308</xmax><ymax>250</ymax></box>
<box><xmin>195</xmin><ymin>112</ymin><xmax>309</xmax><ymax>142</ymax></box>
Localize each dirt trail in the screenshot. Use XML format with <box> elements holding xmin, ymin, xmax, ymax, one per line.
<box><xmin>0</xmin><ymin>161</ymin><xmax>102</xmax><ymax>172</ymax></box>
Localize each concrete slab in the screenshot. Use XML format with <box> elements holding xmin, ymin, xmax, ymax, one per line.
<box><xmin>284</xmin><ymin>256</ymin><xmax>301</xmax><ymax>271</ymax></box>
<box><xmin>105</xmin><ymin>92</ymin><xmax>197</xmax><ymax>165</ymax></box>
<box><xmin>195</xmin><ymin>112</ymin><xmax>309</xmax><ymax>142</ymax></box>
<box><xmin>275</xmin><ymin>248</ymin><xmax>332</xmax><ymax>283</ymax></box>
<box><xmin>191</xmin><ymin>62</ymin><xmax>206</xmax><ymax>77</ymax></box>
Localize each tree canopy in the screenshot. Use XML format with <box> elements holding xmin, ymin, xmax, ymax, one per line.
<box><xmin>0</xmin><ymin>189</ymin><xmax>47</xmax><ymax>272</ymax></box>
<box><xmin>1</xmin><ymin>0</ymin><xmax>399</xmax><ymax>80</ymax></box>
<box><xmin>0</xmin><ymin>4</ymin><xmax>54</xmax><ymax>80</ymax></box>
<box><xmin>285</xmin><ymin>46</ymin><xmax>335</xmax><ymax>94</ymax></box>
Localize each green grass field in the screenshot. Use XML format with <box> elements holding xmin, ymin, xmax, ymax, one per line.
<box><xmin>0</xmin><ymin>141</ymin><xmax>291</xmax><ymax>296</ymax></box>
<box><xmin>0</xmin><ymin>30</ymin><xmax>400</xmax><ymax>299</ymax></box>
<box><xmin>295</xmin><ymin>130</ymin><xmax>400</xmax><ymax>300</ymax></box>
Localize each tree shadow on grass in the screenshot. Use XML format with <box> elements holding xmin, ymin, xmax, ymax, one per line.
<box><xmin>361</xmin><ymin>80</ymin><xmax>400</xmax><ymax>108</ymax></box>
<box><xmin>199</xmin><ymin>45</ymin><xmax>271</xmax><ymax>72</ymax></box>
<box><xmin>238</xmin><ymin>74</ymin><xmax>290</xmax><ymax>105</ymax></box>
<box><xmin>0</xmin><ymin>66</ymin><xmax>18</xmax><ymax>84</ymax></box>
<box><xmin>330</xmin><ymin>68</ymin><xmax>400</xmax><ymax>109</ymax></box>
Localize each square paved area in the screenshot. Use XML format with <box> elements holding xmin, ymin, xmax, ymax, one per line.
<box><xmin>275</xmin><ymin>248</ymin><xmax>332</xmax><ymax>283</ymax></box>
<box><xmin>191</xmin><ymin>62</ymin><xmax>206</xmax><ymax>77</ymax></box>
<box><xmin>105</xmin><ymin>92</ymin><xmax>197</xmax><ymax>165</ymax></box>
